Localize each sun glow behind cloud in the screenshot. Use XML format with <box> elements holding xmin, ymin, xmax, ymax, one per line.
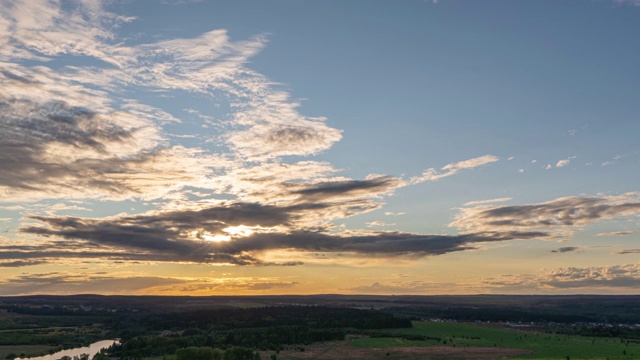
<box><xmin>203</xmin><ymin>233</ymin><xmax>231</xmax><ymax>242</ymax></box>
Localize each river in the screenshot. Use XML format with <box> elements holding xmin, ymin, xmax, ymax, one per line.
<box><xmin>16</xmin><ymin>339</ymin><xmax>119</xmax><ymax>360</ymax></box>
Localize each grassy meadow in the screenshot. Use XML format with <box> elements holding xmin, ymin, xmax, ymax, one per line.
<box><xmin>350</xmin><ymin>321</ymin><xmax>640</xmax><ymax>359</ymax></box>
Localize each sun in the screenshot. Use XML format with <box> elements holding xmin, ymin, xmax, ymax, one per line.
<box><xmin>222</xmin><ymin>225</ymin><xmax>254</xmax><ymax>237</ymax></box>
<box><xmin>202</xmin><ymin>234</ymin><xmax>231</xmax><ymax>242</ymax></box>
<box><xmin>199</xmin><ymin>225</ymin><xmax>254</xmax><ymax>243</ymax></box>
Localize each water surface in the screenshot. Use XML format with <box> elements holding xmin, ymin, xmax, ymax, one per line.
<box><xmin>16</xmin><ymin>339</ymin><xmax>119</xmax><ymax>360</ymax></box>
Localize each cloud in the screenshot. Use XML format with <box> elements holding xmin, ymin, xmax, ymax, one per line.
<box><xmin>246</xmin><ymin>281</ymin><xmax>299</xmax><ymax>291</ymax></box>
<box><xmin>173</xmin><ymin>277</ymin><xmax>301</xmax><ymax>294</ymax></box>
<box><xmin>411</xmin><ymin>155</ymin><xmax>498</xmax><ymax>184</ymax></box>
<box><xmin>0</xmin><ymin>58</ymin><xmax>225</xmax><ymax>202</ymax></box>
<box><xmin>3</xmin><ymin>1</ymin><xmax>619</xmax><ymax>275</ymax></box>
<box><xmin>615</xmin><ymin>249</ymin><xmax>640</xmax><ymax>255</ymax></box>
<box><xmin>463</xmin><ymin>197</ymin><xmax>512</xmax><ymax>207</ymax></box>
<box><xmin>8</xmin><ymin>198</ymin><xmax>555</xmax><ymax>266</ymax></box>
<box><xmin>0</xmin><ymin>259</ymin><xmax>48</xmax><ymax>267</ymax></box>
<box><xmin>596</xmin><ymin>230</ymin><xmax>639</xmax><ymax>237</ymax></box>
<box><xmin>451</xmin><ymin>192</ymin><xmax>640</xmax><ymax>239</ymax></box>
<box><xmin>485</xmin><ymin>263</ymin><xmax>640</xmax><ymax>291</ymax></box>
<box><xmin>0</xmin><ymin>1</ymin><xmax>342</xmax><ymax>203</ymax></box>
<box><xmin>385</xmin><ymin>212</ymin><xmax>406</xmax><ymax>216</ymax></box>
<box><xmin>0</xmin><ymin>0</ymin><xmax>134</xmax><ymax>63</ymax></box>
<box><xmin>546</xmin><ymin>156</ymin><xmax>576</xmax><ymax>170</ymax></box>
<box><xmin>225</xmin><ymin>93</ymin><xmax>343</xmax><ymax>160</ymax></box>
<box><xmin>550</xmin><ymin>246</ymin><xmax>580</xmax><ymax>253</ymax></box>
<box><xmin>0</xmin><ymin>272</ymin><xmax>186</xmax><ymax>296</ymax></box>
<box><xmin>291</xmin><ymin>176</ymin><xmax>404</xmax><ymax>203</ymax></box>
<box><xmin>555</xmin><ymin>156</ymin><xmax>576</xmax><ymax>168</ymax></box>
<box><xmin>366</xmin><ymin>221</ymin><xmax>395</xmax><ymax>227</ymax></box>
<box><xmin>346</xmin><ymin>281</ymin><xmax>452</xmax><ymax>294</ymax></box>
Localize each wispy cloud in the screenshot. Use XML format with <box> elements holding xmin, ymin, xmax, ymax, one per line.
<box><xmin>596</xmin><ymin>230</ymin><xmax>639</xmax><ymax>237</ymax></box>
<box><xmin>0</xmin><ymin>271</ymin><xmax>185</xmax><ymax>295</ymax></box>
<box><xmin>615</xmin><ymin>249</ymin><xmax>640</xmax><ymax>255</ymax></box>
<box><xmin>0</xmin><ymin>259</ymin><xmax>48</xmax><ymax>267</ymax></box>
<box><xmin>411</xmin><ymin>155</ymin><xmax>499</xmax><ymax>184</ymax></box>
<box><xmin>463</xmin><ymin>197</ymin><xmax>512</xmax><ymax>207</ymax></box>
<box><xmin>366</xmin><ymin>221</ymin><xmax>395</xmax><ymax>227</ymax></box>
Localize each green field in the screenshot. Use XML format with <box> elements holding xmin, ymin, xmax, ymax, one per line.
<box><xmin>0</xmin><ymin>345</ymin><xmax>57</xmax><ymax>360</ymax></box>
<box><xmin>351</xmin><ymin>321</ymin><xmax>640</xmax><ymax>359</ymax></box>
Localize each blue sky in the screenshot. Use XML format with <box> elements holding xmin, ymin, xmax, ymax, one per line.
<box><xmin>0</xmin><ymin>0</ymin><xmax>639</xmax><ymax>295</ymax></box>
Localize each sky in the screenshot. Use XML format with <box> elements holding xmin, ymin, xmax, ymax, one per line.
<box><xmin>1</xmin><ymin>0</ymin><xmax>639</xmax><ymax>296</ymax></box>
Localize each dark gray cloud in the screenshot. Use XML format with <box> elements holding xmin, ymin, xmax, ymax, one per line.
<box><xmin>0</xmin><ymin>259</ymin><xmax>48</xmax><ymax>267</ymax></box>
<box><xmin>616</xmin><ymin>249</ymin><xmax>640</xmax><ymax>255</ymax></box>
<box><xmin>0</xmin><ymin>272</ymin><xmax>186</xmax><ymax>295</ymax></box>
<box><xmin>11</xmin><ymin>200</ymin><xmax>553</xmax><ymax>266</ymax></box>
<box><xmin>596</xmin><ymin>230</ymin><xmax>639</xmax><ymax>237</ymax></box>
<box><xmin>451</xmin><ymin>193</ymin><xmax>640</xmax><ymax>236</ymax></box>
<box><xmin>220</xmin><ymin>230</ymin><xmax>548</xmax><ymax>256</ymax></box>
<box><xmin>551</xmin><ymin>246</ymin><xmax>580</xmax><ymax>253</ymax></box>
<box><xmin>0</xmin><ymin>247</ymin><xmax>298</xmax><ymax>267</ymax></box>
<box><xmin>291</xmin><ymin>176</ymin><xmax>403</xmax><ymax>203</ymax></box>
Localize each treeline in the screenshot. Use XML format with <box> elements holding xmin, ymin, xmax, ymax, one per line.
<box><xmin>104</xmin><ymin>306</ymin><xmax>411</xmax><ymax>358</ymax></box>
<box><xmin>387</xmin><ymin>306</ymin><xmax>640</xmax><ymax>324</ymax></box>
<box><xmin>135</xmin><ymin>306</ymin><xmax>410</xmax><ymax>331</ymax></box>
<box><xmin>0</xmin><ymin>329</ymin><xmax>102</xmax><ymax>349</ymax></box>
<box><xmin>96</xmin><ymin>346</ymin><xmax>260</xmax><ymax>360</ymax></box>
<box><xmin>104</xmin><ymin>327</ymin><xmax>324</xmax><ymax>357</ymax></box>
<box><xmin>552</xmin><ymin>324</ymin><xmax>640</xmax><ymax>340</ymax></box>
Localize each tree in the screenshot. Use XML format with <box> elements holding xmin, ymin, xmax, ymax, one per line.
<box><xmin>176</xmin><ymin>347</ymin><xmax>222</xmax><ymax>360</ymax></box>
<box><xmin>223</xmin><ymin>347</ymin><xmax>258</xmax><ymax>360</ymax></box>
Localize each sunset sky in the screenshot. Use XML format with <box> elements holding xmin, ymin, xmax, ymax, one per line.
<box><xmin>1</xmin><ymin>0</ymin><xmax>639</xmax><ymax>296</ymax></box>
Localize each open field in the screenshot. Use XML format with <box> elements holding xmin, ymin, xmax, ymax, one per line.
<box><xmin>0</xmin><ymin>345</ymin><xmax>57</xmax><ymax>360</ymax></box>
<box><xmin>273</xmin><ymin>321</ymin><xmax>640</xmax><ymax>360</ymax></box>
<box><xmin>272</xmin><ymin>339</ymin><xmax>531</xmax><ymax>360</ymax></box>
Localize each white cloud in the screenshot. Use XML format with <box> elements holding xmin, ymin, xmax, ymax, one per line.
<box><xmin>463</xmin><ymin>197</ymin><xmax>512</xmax><ymax>206</ymax></box>
<box><xmin>366</xmin><ymin>221</ymin><xmax>395</xmax><ymax>227</ymax></box>
<box><xmin>411</xmin><ymin>155</ymin><xmax>499</xmax><ymax>184</ymax></box>
<box><xmin>555</xmin><ymin>156</ymin><xmax>576</xmax><ymax>168</ymax></box>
